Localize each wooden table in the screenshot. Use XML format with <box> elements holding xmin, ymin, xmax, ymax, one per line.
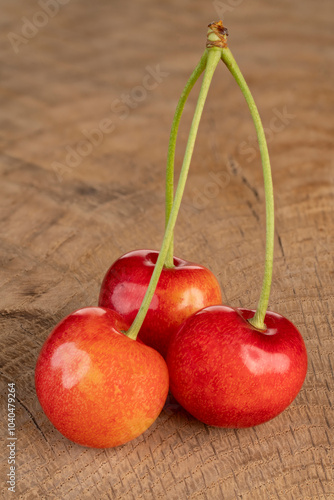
<box><xmin>1</xmin><ymin>0</ymin><xmax>333</xmax><ymax>498</ymax></box>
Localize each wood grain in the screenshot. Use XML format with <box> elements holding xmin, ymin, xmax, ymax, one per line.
<box><xmin>0</xmin><ymin>0</ymin><xmax>333</xmax><ymax>498</ymax></box>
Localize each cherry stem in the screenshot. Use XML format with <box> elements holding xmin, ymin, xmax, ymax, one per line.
<box><xmin>220</xmin><ymin>47</ymin><xmax>274</xmax><ymax>331</ymax></box>
<box><xmin>126</xmin><ymin>46</ymin><xmax>221</xmax><ymax>340</ymax></box>
<box><xmin>165</xmin><ymin>50</ymin><xmax>208</xmax><ymax>268</ymax></box>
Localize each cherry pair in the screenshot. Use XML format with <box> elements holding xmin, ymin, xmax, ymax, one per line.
<box><xmin>35</xmin><ymin>22</ymin><xmax>307</xmax><ymax>449</ymax></box>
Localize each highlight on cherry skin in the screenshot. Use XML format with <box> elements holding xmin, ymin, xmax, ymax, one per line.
<box><xmin>35</xmin><ymin>307</ymin><xmax>169</xmax><ymax>448</ymax></box>
<box><xmin>98</xmin><ymin>249</ymin><xmax>222</xmax><ymax>358</ymax></box>
<box><xmin>166</xmin><ymin>305</ymin><xmax>308</xmax><ymax>428</ymax></box>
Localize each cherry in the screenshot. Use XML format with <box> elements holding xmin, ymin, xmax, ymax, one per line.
<box><xmin>35</xmin><ymin>307</ymin><xmax>169</xmax><ymax>448</ymax></box>
<box><xmin>99</xmin><ymin>249</ymin><xmax>221</xmax><ymax>358</ymax></box>
<box><xmin>167</xmin><ymin>306</ymin><xmax>307</xmax><ymax>427</ymax></box>
<box><xmin>166</xmin><ymin>21</ymin><xmax>308</xmax><ymax>428</ymax></box>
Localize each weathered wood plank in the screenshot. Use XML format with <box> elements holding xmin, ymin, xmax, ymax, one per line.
<box><xmin>1</xmin><ymin>0</ymin><xmax>333</xmax><ymax>498</ymax></box>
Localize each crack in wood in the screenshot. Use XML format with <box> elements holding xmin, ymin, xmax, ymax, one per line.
<box><xmin>277</xmin><ymin>234</ymin><xmax>285</xmax><ymax>258</ymax></box>
<box><xmin>16</xmin><ymin>396</ymin><xmax>48</xmax><ymax>443</ymax></box>
<box><xmin>241</xmin><ymin>174</ymin><xmax>260</xmax><ymax>201</ymax></box>
<box><xmin>246</xmin><ymin>200</ymin><xmax>260</xmax><ymax>222</ymax></box>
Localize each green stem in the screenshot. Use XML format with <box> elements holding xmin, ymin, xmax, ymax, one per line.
<box><xmin>220</xmin><ymin>48</ymin><xmax>274</xmax><ymax>330</ymax></box>
<box><xmin>126</xmin><ymin>48</ymin><xmax>221</xmax><ymax>340</ymax></box>
<box><xmin>165</xmin><ymin>50</ymin><xmax>208</xmax><ymax>268</ymax></box>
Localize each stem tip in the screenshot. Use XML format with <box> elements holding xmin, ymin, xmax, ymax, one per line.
<box><xmin>207</xmin><ymin>21</ymin><xmax>229</xmax><ymax>49</ymax></box>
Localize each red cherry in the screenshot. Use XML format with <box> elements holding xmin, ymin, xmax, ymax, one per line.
<box><xmin>35</xmin><ymin>307</ymin><xmax>169</xmax><ymax>448</ymax></box>
<box><xmin>98</xmin><ymin>249</ymin><xmax>222</xmax><ymax>358</ymax></box>
<box><xmin>166</xmin><ymin>305</ymin><xmax>307</xmax><ymax>427</ymax></box>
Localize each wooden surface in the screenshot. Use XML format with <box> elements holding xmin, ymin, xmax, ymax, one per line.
<box><xmin>1</xmin><ymin>0</ymin><xmax>333</xmax><ymax>498</ymax></box>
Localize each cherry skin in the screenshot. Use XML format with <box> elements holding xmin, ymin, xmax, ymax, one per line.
<box><xmin>35</xmin><ymin>307</ymin><xmax>169</xmax><ymax>448</ymax></box>
<box><xmin>166</xmin><ymin>305</ymin><xmax>307</xmax><ymax>427</ymax></box>
<box><xmin>98</xmin><ymin>249</ymin><xmax>222</xmax><ymax>358</ymax></box>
